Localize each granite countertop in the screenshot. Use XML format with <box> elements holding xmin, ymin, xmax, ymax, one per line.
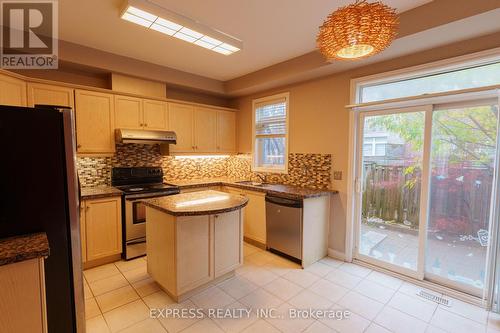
<box><xmin>0</xmin><ymin>232</ymin><xmax>49</xmax><ymax>266</ymax></box>
<box><xmin>81</xmin><ymin>186</ymin><xmax>123</xmax><ymax>200</ymax></box>
<box><xmin>142</xmin><ymin>190</ymin><xmax>249</xmax><ymax>216</ymax></box>
<box><xmin>165</xmin><ymin>178</ymin><xmax>338</xmax><ymax>199</ymax></box>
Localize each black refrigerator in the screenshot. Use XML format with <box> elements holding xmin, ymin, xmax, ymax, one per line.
<box><xmin>0</xmin><ymin>105</ymin><xmax>84</xmax><ymax>333</ymax></box>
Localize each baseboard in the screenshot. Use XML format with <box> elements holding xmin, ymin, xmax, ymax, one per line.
<box><xmin>327</xmin><ymin>248</ymin><xmax>346</xmax><ymax>261</ymax></box>
<box><xmin>243</xmin><ymin>236</ymin><xmax>266</xmax><ymax>250</ymax></box>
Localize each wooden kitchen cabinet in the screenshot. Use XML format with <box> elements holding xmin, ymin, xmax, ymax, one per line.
<box><xmin>217</xmin><ymin>111</ymin><xmax>236</xmax><ymax>153</ymax></box>
<box><xmin>168</xmin><ymin>102</ymin><xmax>195</xmax><ymax>152</ymax></box>
<box><xmin>214</xmin><ymin>210</ymin><xmax>243</xmax><ymax>277</ymax></box>
<box><xmin>74</xmin><ymin>89</ymin><xmax>115</xmax><ymax>154</ymax></box>
<box><xmin>0</xmin><ymin>258</ymin><xmax>47</xmax><ymax>333</ymax></box>
<box><xmin>194</xmin><ymin>107</ymin><xmax>217</xmax><ymax>152</ymax></box>
<box><xmin>27</xmin><ymin>83</ymin><xmax>74</xmax><ymax>108</ymax></box>
<box><xmin>114</xmin><ymin>95</ymin><xmax>143</xmax><ymax>130</ymax></box>
<box><xmin>143</xmin><ymin>99</ymin><xmax>168</xmax><ymax>130</ymax></box>
<box><xmin>81</xmin><ymin>197</ymin><xmax>122</xmax><ymax>262</ymax></box>
<box><xmin>0</xmin><ymin>73</ymin><xmax>27</xmax><ymax>106</ymax></box>
<box><xmin>80</xmin><ymin>203</ymin><xmax>87</xmax><ymax>263</ymax></box>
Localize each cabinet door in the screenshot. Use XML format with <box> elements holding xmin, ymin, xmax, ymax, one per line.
<box><xmin>80</xmin><ymin>202</ymin><xmax>87</xmax><ymax>263</ymax></box>
<box><xmin>85</xmin><ymin>197</ymin><xmax>122</xmax><ymax>261</ymax></box>
<box><xmin>214</xmin><ymin>211</ymin><xmax>242</xmax><ymax>277</ymax></box>
<box><xmin>27</xmin><ymin>83</ymin><xmax>74</xmax><ymax>108</ymax></box>
<box><xmin>0</xmin><ymin>259</ymin><xmax>46</xmax><ymax>333</ymax></box>
<box><xmin>243</xmin><ymin>191</ymin><xmax>267</xmax><ymax>244</ymax></box>
<box><xmin>194</xmin><ymin>107</ymin><xmax>217</xmax><ymax>152</ymax></box>
<box><xmin>114</xmin><ymin>95</ymin><xmax>143</xmax><ymax>130</ymax></box>
<box><xmin>168</xmin><ymin>103</ymin><xmax>194</xmax><ymax>152</ymax></box>
<box><xmin>143</xmin><ymin>99</ymin><xmax>168</xmax><ymax>130</ymax></box>
<box><xmin>176</xmin><ymin>215</ymin><xmax>212</xmax><ymax>293</ymax></box>
<box><xmin>0</xmin><ymin>74</ymin><xmax>26</xmax><ymax>106</ymax></box>
<box><xmin>75</xmin><ymin>90</ymin><xmax>115</xmax><ymax>154</ymax></box>
<box><xmin>217</xmin><ymin>111</ymin><xmax>236</xmax><ymax>153</ymax></box>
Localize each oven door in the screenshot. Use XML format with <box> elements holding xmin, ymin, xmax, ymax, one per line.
<box><xmin>125</xmin><ymin>198</ymin><xmax>147</xmax><ymax>242</ymax></box>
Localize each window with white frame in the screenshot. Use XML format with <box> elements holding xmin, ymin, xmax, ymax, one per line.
<box><xmin>363</xmin><ymin>136</ymin><xmax>387</xmax><ymax>156</ymax></box>
<box><xmin>252</xmin><ymin>93</ymin><xmax>289</xmax><ymax>173</ymax></box>
<box><xmin>355</xmin><ymin>56</ymin><xmax>500</xmax><ymax>104</ymax></box>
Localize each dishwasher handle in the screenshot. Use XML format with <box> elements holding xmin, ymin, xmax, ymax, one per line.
<box><xmin>265</xmin><ymin>195</ymin><xmax>303</xmax><ymax>208</ymax></box>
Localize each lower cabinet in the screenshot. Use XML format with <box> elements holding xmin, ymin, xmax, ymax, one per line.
<box><xmin>214</xmin><ymin>210</ymin><xmax>242</xmax><ymax>277</ymax></box>
<box><xmin>0</xmin><ymin>258</ymin><xmax>47</xmax><ymax>333</ymax></box>
<box><xmin>80</xmin><ymin>197</ymin><xmax>122</xmax><ymax>264</ymax></box>
<box><xmin>222</xmin><ymin>187</ymin><xmax>266</xmax><ymax>245</ymax></box>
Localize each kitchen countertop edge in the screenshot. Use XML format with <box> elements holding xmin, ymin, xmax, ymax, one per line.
<box><xmin>0</xmin><ymin>232</ymin><xmax>50</xmax><ymax>266</ymax></box>
<box><xmin>81</xmin><ymin>186</ymin><xmax>123</xmax><ymax>200</ymax></box>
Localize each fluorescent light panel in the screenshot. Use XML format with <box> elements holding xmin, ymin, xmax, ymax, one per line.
<box><xmin>121</xmin><ymin>3</ymin><xmax>241</xmax><ymax>55</ymax></box>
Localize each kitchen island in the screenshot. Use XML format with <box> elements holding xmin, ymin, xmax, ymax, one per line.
<box><xmin>142</xmin><ymin>190</ymin><xmax>248</xmax><ymax>302</ymax></box>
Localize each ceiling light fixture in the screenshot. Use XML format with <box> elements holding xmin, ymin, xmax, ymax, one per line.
<box><xmin>120</xmin><ymin>0</ymin><xmax>242</xmax><ymax>55</ymax></box>
<box><xmin>317</xmin><ymin>0</ymin><xmax>398</xmax><ymax>60</ymax></box>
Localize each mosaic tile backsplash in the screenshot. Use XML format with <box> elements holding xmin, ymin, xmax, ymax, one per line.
<box><xmin>77</xmin><ymin>144</ymin><xmax>332</xmax><ymax>189</ymax></box>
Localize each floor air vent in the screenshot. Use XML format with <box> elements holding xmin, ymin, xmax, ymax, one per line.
<box><xmin>417</xmin><ymin>290</ymin><xmax>450</xmax><ymax>306</ymax></box>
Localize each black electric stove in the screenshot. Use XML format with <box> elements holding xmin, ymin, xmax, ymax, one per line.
<box><xmin>111</xmin><ymin>167</ymin><xmax>180</xmax><ymax>259</ymax></box>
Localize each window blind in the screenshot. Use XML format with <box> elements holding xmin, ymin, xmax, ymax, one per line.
<box><xmin>255</xmin><ymin>100</ymin><xmax>287</xmax><ymax>136</ymax></box>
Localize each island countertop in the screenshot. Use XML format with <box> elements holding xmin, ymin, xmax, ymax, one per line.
<box><xmin>142</xmin><ymin>190</ymin><xmax>249</xmax><ymax>216</ymax></box>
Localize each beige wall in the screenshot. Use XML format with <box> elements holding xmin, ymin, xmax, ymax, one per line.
<box><xmin>232</xmin><ymin>32</ymin><xmax>500</xmax><ymax>254</ymax></box>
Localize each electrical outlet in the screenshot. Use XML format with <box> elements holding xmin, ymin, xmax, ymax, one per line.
<box><xmin>333</xmin><ymin>171</ymin><xmax>342</xmax><ymax>180</ymax></box>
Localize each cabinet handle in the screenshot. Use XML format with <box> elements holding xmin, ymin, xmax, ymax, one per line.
<box><xmin>77</xmin><ymin>144</ymin><xmax>82</xmax><ymax>148</ymax></box>
<box><xmin>144</xmin><ymin>123</ymin><xmax>148</xmax><ymax>127</ymax></box>
<box><xmin>214</xmin><ymin>214</ymin><xmax>219</xmax><ymax>218</ymax></box>
<box><xmin>86</xmin><ymin>206</ymin><xmax>90</xmax><ymax>211</ymax></box>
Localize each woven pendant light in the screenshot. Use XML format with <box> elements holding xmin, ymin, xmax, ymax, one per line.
<box><xmin>317</xmin><ymin>0</ymin><xmax>399</xmax><ymax>60</ymax></box>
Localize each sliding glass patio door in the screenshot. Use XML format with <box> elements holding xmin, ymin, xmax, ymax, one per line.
<box><xmin>355</xmin><ymin>100</ymin><xmax>500</xmax><ymax>296</ymax></box>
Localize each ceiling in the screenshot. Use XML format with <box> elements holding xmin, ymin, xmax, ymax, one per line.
<box><xmin>59</xmin><ymin>0</ymin><xmax>433</xmax><ymax>81</ymax></box>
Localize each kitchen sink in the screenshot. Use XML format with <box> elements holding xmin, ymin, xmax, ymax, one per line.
<box><xmin>235</xmin><ymin>180</ymin><xmax>268</xmax><ymax>187</ymax></box>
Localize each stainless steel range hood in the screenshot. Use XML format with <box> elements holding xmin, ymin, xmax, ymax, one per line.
<box><xmin>115</xmin><ymin>128</ymin><xmax>177</xmax><ymax>145</ymax></box>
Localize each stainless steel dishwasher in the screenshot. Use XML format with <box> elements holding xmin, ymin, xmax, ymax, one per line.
<box><xmin>266</xmin><ymin>195</ymin><xmax>303</xmax><ymax>261</ymax></box>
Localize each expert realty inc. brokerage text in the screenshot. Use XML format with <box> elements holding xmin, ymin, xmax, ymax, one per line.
<box><xmin>150</xmin><ymin>307</ymin><xmax>352</xmax><ymax>320</ymax></box>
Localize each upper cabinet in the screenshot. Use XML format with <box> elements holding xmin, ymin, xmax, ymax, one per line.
<box><xmin>168</xmin><ymin>102</ymin><xmax>236</xmax><ymax>154</ymax></box>
<box><xmin>194</xmin><ymin>107</ymin><xmax>217</xmax><ymax>152</ymax></box>
<box><xmin>115</xmin><ymin>95</ymin><xmax>168</xmax><ymax>131</ymax></box>
<box><xmin>74</xmin><ymin>89</ymin><xmax>115</xmax><ymax>154</ymax></box>
<box><xmin>27</xmin><ymin>83</ymin><xmax>74</xmax><ymax>108</ymax></box>
<box><xmin>217</xmin><ymin>110</ymin><xmax>236</xmax><ymax>153</ymax></box>
<box><xmin>0</xmin><ymin>73</ymin><xmax>26</xmax><ymax>106</ymax></box>
<box><xmin>169</xmin><ymin>102</ymin><xmax>195</xmax><ymax>153</ymax></box>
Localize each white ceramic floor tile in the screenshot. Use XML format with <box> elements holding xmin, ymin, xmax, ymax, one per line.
<box><xmin>218</xmin><ymin>276</ymin><xmax>258</xmax><ymax>300</ymax></box>
<box><xmin>304</xmin><ymin>262</ymin><xmax>335</xmax><ymax>277</ymax></box>
<box><xmin>398</xmin><ymin>281</ymin><xmax>441</xmax><ymax>298</ymax></box>
<box><xmin>85</xmin><ymin>297</ymin><xmax>102</xmax><ymax>319</ymax></box>
<box><xmin>132</xmin><ymin>277</ymin><xmax>161</xmax><ymax>297</ymax></box>
<box><xmin>89</xmin><ymin>274</ymin><xmax>129</xmax><ymax>297</ymax></box>
<box><xmin>86</xmin><ymin>315</ymin><xmax>110</xmax><ymax>333</ymax></box>
<box><xmin>375</xmin><ymin>306</ymin><xmax>427</xmax><ymax>333</ymax></box>
<box><xmin>425</xmin><ymin>326</ymin><xmax>447</xmax><ymax>333</ymax></box>
<box><xmin>84</xmin><ymin>279</ymin><xmax>94</xmax><ymax>300</ymax></box>
<box><xmin>388</xmin><ymin>292</ymin><xmax>437</xmax><ymax>322</ymax></box>
<box><xmin>282</xmin><ymin>269</ymin><xmax>320</xmax><ymax>288</ymax></box>
<box><xmin>265</xmin><ymin>302</ymin><xmax>315</xmax><ymax>333</ymax></box>
<box><xmin>337</xmin><ymin>291</ymin><xmax>384</xmax><ymax>320</ymax></box>
<box><xmin>288</xmin><ymin>289</ymin><xmax>333</xmax><ymax>309</ymax></box>
<box><xmin>243</xmin><ymin>244</ymin><xmax>260</xmax><ymax>257</ymax></box>
<box><xmin>308</xmin><ymin>278</ymin><xmax>348</xmax><ymax>303</ymax></box>
<box><xmin>181</xmin><ymin>318</ymin><xmax>224</xmax><ymax>333</ymax></box>
<box><xmin>318</xmin><ymin>257</ymin><xmax>344</xmax><ymax>268</ymax></box>
<box><xmin>190</xmin><ymin>286</ymin><xmax>236</xmax><ymax>310</ymax></box>
<box><xmin>114</xmin><ymin>258</ymin><xmax>147</xmax><ymax>273</ymax></box>
<box><xmin>365</xmin><ymin>323</ymin><xmax>393</xmax><ymax>333</ymax></box>
<box><xmin>210</xmin><ymin>301</ymin><xmax>258</xmax><ymax>333</ymax></box>
<box><xmin>239</xmin><ymin>289</ymin><xmax>284</xmax><ymax>309</ymax></box>
<box><xmin>324</xmin><ymin>269</ymin><xmax>362</xmax><ymax>289</ymax></box>
<box><xmin>303</xmin><ymin>320</ymin><xmax>336</xmax><ymax>333</ymax></box>
<box><xmin>122</xmin><ymin>265</ymin><xmax>150</xmax><ymax>284</ymax></box>
<box><xmin>242</xmin><ymin>267</ymin><xmax>279</xmax><ymax>286</ymax></box>
<box><xmin>96</xmin><ymin>285</ymin><xmax>140</xmax><ymax>313</ymax></box>
<box><xmin>245</xmin><ymin>251</ymin><xmax>276</xmax><ymax>266</ymax></box>
<box><xmin>366</xmin><ymin>271</ymin><xmax>403</xmax><ymax>290</ymax></box>
<box><xmin>118</xmin><ymin>318</ymin><xmax>167</xmax><ymax>333</ymax></box>
<box><xmin>321</xmin><ymin>310</ymin><xmax>370</xmax><ymax>333</ymax></box>
<box><xmin>142</xmin><ymin>290</ymin><xmax>176</xmax><ymax>309</ymax></box>
<box><xmin>102</xmin><ymin>299</ymin><xmax>150</xmax><ymax>333</ymax></box>
<box><xmin>430</xmin><ymin>307</ymin><xmax>486</xmax><ymax>333</ymax></box>
<box><xmin>157</xmin><ymin>300</ymin><xmax>201</xmax><ymax>333</ymax></box>
<box><xmin>84</xmin><ymin>264</ymin><xmax>121</xmax><ymax>283</ymax></box>
<box><xmin>354</xmin><ymin>280</ymin><xmax>396</xmax><ymax>304</ymax></box>
<box><xmin>241</xmin><ymin>320</ymin><xmax>281</xmax><ymax>333</ymax></box>
<box><xmin>262</xmin><ymin>277</ymin><xmax>303</xmax><ymax>301</ymax></box>
<box><xmin>338</xmin><ymin>263</ymin><xmax>372</xmax><ymax>278</ymax></box>
<box><xmin>443</xmin><ymin>297</ymin><xmax>488</xmax><ymax>324</ymax></box>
